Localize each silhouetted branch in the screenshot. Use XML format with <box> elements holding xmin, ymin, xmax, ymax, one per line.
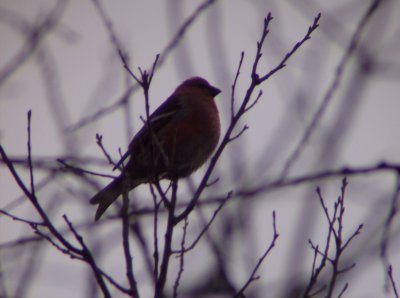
<box><xmin>63</xmin><ymin>215</ymin><xmax>112</xmax><ymax>297</ymax></box>
<box><xmin>303</xmin><ymin>179</ymin><xmax>363</xmax><ymax>298</ymax></box>
<box><xmin>175</xmin><ymin>12</ymin><xmax>320</xmax><ymax>223</ymax></box>
<box><xmin>388</xmin><ymin>265</ymin><xmax>399</xmax><ymax>298</ymax></box>
<box><xmin>121</xmin><ymin>189</ymin><xmax>140</xmax><ymax>297</ymax></box>
<box><xmin>280</xmin><ymin>0</ymin><xmax>382</xmax><ymax>178</ymax></box>
<box><xmin>0</xmin><ymin>210</ymin><xmax>44</xmax><ymax>227</ymax></box>
<box><xmin>234</xmin><ymin>211</ymin><xmax>279</xmax><ymax>297</ymax></box>
<box><xmin>173</xmin><ymin>218</ymin><xmax>189</xmax><ymax>298</ymax></box>
<box><xmin>175</xmin><ymin>191</ymin><xmax>232</xmax><ymax>253</ymax></box>
<box><xmin>0</xmin><ymin>0</ymin><xmax>67</xmax><ymax>85</ymax></box>
<box><xmin>155</xmin><ymin>181</ymin><xmax>179</xmax><ymax>297</ymax></box>
<box><xmin>68</xmin><ymin>0</ymin><xmax>216</xmax><ymax>131</ymax></box>
<box><xmin>0</xmin><ymin>113</ymin><xmax>116</xmax><ymax>297</ymax></box>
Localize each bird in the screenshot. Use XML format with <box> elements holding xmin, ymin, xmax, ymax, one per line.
<box><xmin>90</xmin><ymin>77</ymin><xmax>221</xmax><ymax>220</ymax></box>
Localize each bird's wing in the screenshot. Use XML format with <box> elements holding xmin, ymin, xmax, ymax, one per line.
<box><xmin>113</xmin><ymin>95</ymin><xmax>183</xmax><ymax>171</ymax></box>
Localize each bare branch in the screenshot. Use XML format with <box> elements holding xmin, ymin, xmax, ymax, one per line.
<box><xmin>96</xmin><ymin>133</ymin><xmax>118</xmax><ymax>168</ymax></box>
<box><xmin>234</xmin><ymin>211</ymin><xmax>279</xmax><ymax>297</ymax></box>
<box><xmin>228</xmin><ymin>125</ymin><xmax>249</xmax><ymax>143</ymax></box>
<box><xmin>280</xmin><ymin>0</ymin><xmax>382</xmax><ymax>178</ymax></box>
<box><xmin>231</xmin><ymin>51</ymin><xmax>245</xmax><ymax>120</ymax></box>
<box><xmin>176</xmin><ymin>191</ymin><xmax>232</xmax><ymax>253</ymax></box>
<box><xmin>304</xmin><ymin>179</ymin><xmax>363</xmax><ymax>298</ymax></box>
<box><xmin>173</xmin><ymin>218</ymin><xmax>189</xmax><ymax>298</ymax></box>
<box><xmin>121</xmin><ymin>189</ymin><xmax>140</xmax><ymax>297</ymax></box>
<box><xmin>159</xmin><ymin>0</ymin><xmax>217</xmax><ymax>65</ymax></box>
<box><xmin>0</xmin><ymin>0</ymin><xmax>68</xmax><ymax>85</ymax></box>
<box><xmin>63</xmin><ymin>215</ymin><xmax>112</xmax><ymax>298</ymax></box>
<box><xmin>68</xmin><ymin>0</ymin><xmax>216</xmax><ymax>131</ymax></box>
<box><xmin>256</xmin><ymin>13</ymin><xmax>321</xmax><ymax>84</ymax></box>
<box><xmin>57</xmin><ymin>159</ymin><xmax>116</xmax><ymax>179</ymax></box>
<box><xmin>0</xmin><ymin>209</ymin><xmax>44</xmax><ymax>227</ymax></box>
<box><xmin>381</xmin><ymin>173</ymin><xmax>400</xmax><ymax>267</ymax></box>
<box><xmin>155</xmin><ymin>180</ymin><xmax>179</xmax><ymax>297</ymax></box>
<box><xmin>175</xmin><ymin>12</ymin><xmax>320</xmax><ymax>223</ymax></box>
<box><xmin>388</xmin><ymin>266</ymin><xmax>399</xmax><ymax>298</ymax></box>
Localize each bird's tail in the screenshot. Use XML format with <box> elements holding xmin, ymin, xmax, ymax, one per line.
<box><xmin>90</xmin><ymin>176</ymin><xmax>129</xmax><ymax>221</ymax></box>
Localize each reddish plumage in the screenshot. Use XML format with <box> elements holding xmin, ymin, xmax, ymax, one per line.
<box><xmin>90</xmin><ymin>77</ymin><xmax>221</xmax><ymax>220</ymax></box>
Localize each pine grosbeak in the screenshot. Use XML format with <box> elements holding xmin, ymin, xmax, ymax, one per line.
<box><xmin>90</xmin><ymin>77</ymin><xmax>221</xmax><ymax>220</ymax></box>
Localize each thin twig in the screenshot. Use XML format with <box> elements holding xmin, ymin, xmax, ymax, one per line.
<box><xmin>388</xmin><ymin>266</ymin><xmax>399</xmax><ymax>298</ymax></box>
<box><xmin>304</xmin><ymin>179</ymin><xmax>363</xmax><ymax>298</ymax></box>
<box><xmin>0</xmin><ymin>236</ymin><xmax>43</xmax><ymax>250</ymax></box>
<box><xmin>96</xmin><ymin>133</ymin><xmax>118</xmax><ymax>168</ymax></box>
<box><xmin>256</xmin><ymin>13</ymin><xmax>321</xmax><ymax>84</ymax></box>
<box><xmin>231</xmin><ymin>51</ymin><xmax>245</xmax><ymax>120</ymax></box>
<box><xmin>234</xmin><ymin>211</ymin><xmax>279</xmax><ymax>297</ymax></box>
<box><xmin>381</xmin><ymin>173</ymin><xmax>400</xmax><ymax>274</ymax></box>
<box><xmin>155</xmin><ymin>180</ymin><xmax>179</xmax><ymax>298</ymax></box>
<box><xmin>121</xmin><ymin>188</ymin><xmax>140</xmax><ymax>297</ymax></box>
<box><xmin>0</xmin><ymin>0</ymin><xmax>67</xmax><ymax>85</ymax></box>
<box><xmin>280</xmin><ymin>0</ymin><xmax>381</xmax><ymax>178</ymax></box>
<box><xmin>57</xmin><ymin>159</ymin><xmax>117</xmax><ymax>179</ymax></box>
<box><xmin>239</xmin><ymin>161</ymin><xmax>400</xmax><ymax>198</ymax></box>
<box><xmin>1</xmin><ymin>129</ymin><xmax>113</xmax><ymax>297</ymax></box>
<box><xmin>176</xmin><ymin>191</ymin><xmax>232</xmax><ymax>253</ymax></box>
<box><xmin>173</xmin><ymin>218</ymin><xmax>189</xmax><ymax>298</ymax></box>
<box><xmin>150</xmin><ymin>185</ymin><xmax>161</xmax><ymax>281</ymax></box>
<box><xmin>228</xmin><ymin>125</ymin><xmax>249</xmax><ymax>143</ymax></box>
<box><xmin>0</xmin><ymin>209</ymin><xmax>44</xmax><ymax>227</ymax></box>
<box><xmin>175</xmin><ymin>12</ymin><xmax>320</xmax><ymax>223</ymax></box>
<box><xmin>27</xmin><ymin>111</ymin><xmax>35</xmax><ymax>196</ymax></box>
<box><xmin>63</xmin><ymin>215</ymin><xmax>112</xmax><ymax>298</ymax></box>
<box><xmin>244</xmin><ymin>90</ymin><xmax>263</xmax><ymax>113</ymax></box>
<box><xmin>68</xmin><ymin>0</ymin><xmax>215</xmax><ymax>131</ymax></box>
<box><xmin>336</xmin><ymin>283</ymin><xmax>348</xmax><ymax>298</ymax></box>
<box><xmin>159</xmin><ymin>0</ymin><xmax>217</xmax><ymax>65</ymax></box>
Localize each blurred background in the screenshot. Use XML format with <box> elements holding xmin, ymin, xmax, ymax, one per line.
<box><xmin>1</xmin><ymin>0</ymin><xmax>400</xmax><ymax>297</ymax></box>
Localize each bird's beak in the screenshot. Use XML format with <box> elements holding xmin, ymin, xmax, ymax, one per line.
<box><xmin>210</xmin><ymin>86</ymin><xmax>221</xmax><ymax>97</ymax></box>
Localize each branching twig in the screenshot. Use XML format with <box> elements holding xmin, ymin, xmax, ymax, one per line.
<box><xmin>121</xmin><ymin>188</ymin><xmax>140</xmax><ymax>297</ymax></box>
<box><xmin>0</xmin><ymin>143</ymin><xmax>81</xmax><ymax>257</ymax></box>
<box><xmin>234</xmin><ymin>211</ymin><xmax>279</xmax><ymax>297</ymax></box>
<box><xmin>388</xmin><ymin>265</ymin><xmax>399</xmax><ymax>298</ymax></box>
<box><xmin>155</xmin><ymin>180</ymin><xmax>179</xmax><ymax>298</ymax></box>
<box><xmin>159</xmin><ymin>0</ymin><xmax>217</xmax><ymax>65</ymax></box>
<box><xmin>0</xmin><ymin>0</ymin><xmax>67</xmax><ymax>85</ymax></box>
<box><xmin>231</xmin><ymin>51</ymin><xmax>245</xmax><ymax>120</ymax></box>
<box><xmin>303</xmin><ymin>179</ymin><xmax>363</xmax><ymax>298</ymax></box>
<box><xmin>173</xmin><ymin>218</ymin><xmax>189</xmax><ymax>298</ymax></box>
<box><xmin>0</xmin><ymin>209</ymin><xmax>44</xmax><ymax>227</ymax></box>
<box><xmin>91</xmin><ymin>0</ymin><xmax>126</xmax><ymax>57</ymax></box>
<box><xmin>96</xmin><ymin>133</ymin><xmax>117</xmax><ymax>168</ymax></box>
<box><xmin>0</xmin><ymin>114</ymin><xmax>114</xmax><ymax>298</ymax></box>
<box><xmin>68</xmin><ymin>0</ymin><xmax>216</xmax><ymax>131</ymax></box>
<box><xmin>175</xmin><ymin>191</ymin><xmax>232</xmax><ymax>253</ymax></box>
<box><xmin>63</xmin><ymin>215</ymin><xmax>112</xmax><ymax>298</ymax></box>
<box><xmin>381</xmin><ymin>173</ymin><xmax>400</xmax><ymax>292</ymax></box>
<box><xmin>228</xmin><ymin>125</ymin><xmax>249</xmax><ymax>143</ymax></box>
<box><xmin>280</xmin><ymin>0</ymin><xmax>382</xmax><ymax>178</ymax></box>
<box><xmin>255</xmin><ymin>13</ymin><xmax>321</xmax><ymax>85</ymax></box>
<box><xmin>119</xmin><ymin>53</ymin><xmax>171</xmax><ymax>208</ymax></box>
<box><xmin>239</xmin><ymin>161</ymin><xmax>400</xmax><ymax>198</ymax></box>
<box><xmin>57</xmin><ymin>159</ymin><xmax>116</xmax><ymax>179</ymax></box>
<box><xmin>116</xmin><ymin>161</ymin><xmax>400</xmax><ymax>221</ymax></box>
<box><xmin>175</xmin><ymin>12</ymin><xmax>320</xmax><ymax>223</ymax></box>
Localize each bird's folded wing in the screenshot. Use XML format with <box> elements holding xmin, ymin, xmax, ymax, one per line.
<box><xmin>113</xmin><ymin>95</ymin><xmax>183</xmax><ymax>171</ymax></box>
